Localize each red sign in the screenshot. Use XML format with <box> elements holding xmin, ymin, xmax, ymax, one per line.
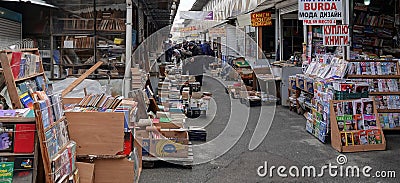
<box><xmin>323</xmin><ymin>25</ymin><xmax>349</xmax><ymax>46</ymax></box>
<box><xmin>251</xmin><ymin>12</ymin><xmax>272</xmax><ymax>27</ymax></box>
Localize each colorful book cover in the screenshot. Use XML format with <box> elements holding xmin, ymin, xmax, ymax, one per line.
<box><xmin>0</xmin><ymin>162</ymin><xmax>14</xmax><ymax>182</ymax></box>
<box><xmin>19</xmin><ymin>93</ymin><xmax>34</xmax><ymax>109</ymax></box>
<box><xmin>346</xmin><ymin>132</ymin><xmax>354</xmax><ymax>146</ymax></box>
<box><xmin>14</xmin><ymin>157</ymin><xmax>34</xmax><ymax>170</ymax></box>
<box><xmin>353</xmin><ymin>132</ymin><xmax>360</xmax><ymax>145</ymax></box>
<box><xmin>359</xmin><ymin>130</ymin><xmax>368</xmax><ymax>145</ymax></box>
<box><xmin>10</xmin><ymin>52</ymin><xmax>22</xmax><ymax>80</ymax></box>
<box><xmin>340</xmin><ymin>132</ymin><xmax>346</xmax><ymax>146</ymax></box>
<box><xmin>14</xmin><ymin>124</ymin><xmax>35</xmax><ymax>153</ymax></box>
<box><xmin>0</xmin><ymin>124</ymin><xmax>14</xmax><ymax>152</ymax></box>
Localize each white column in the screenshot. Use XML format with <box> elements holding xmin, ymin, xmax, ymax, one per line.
<box><xmin>123</xmin><ymin>0</ymin><xmax>133</xmax><ymax>98</ymax></box>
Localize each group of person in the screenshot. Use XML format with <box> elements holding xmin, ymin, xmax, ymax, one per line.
<box><xmin>164</xmin><ymin>40</ymin><xmax>216</xmax><ymax>86</ymax></box>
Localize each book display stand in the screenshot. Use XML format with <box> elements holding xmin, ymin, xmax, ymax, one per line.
<box><xmin>0</xmin><ymin>48</ymin><xmax>46</xmax><ymax>109</ymax></box>
<box><xmin>330</xmin><ymin>99</ymin><xmax>386</xmax><ymax>152</ymax></box>
<box><xmin>346</xmin><ymin>59</ymin><xmax>400</xmax><ymax>130</ymax></box>
<box><xmin>33</xmin><ymin>92</ymin><xmax>78</xmax><ymax>183</ymax></box>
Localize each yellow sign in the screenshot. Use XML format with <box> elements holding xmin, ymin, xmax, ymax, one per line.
<box><xmin>251</xmin><ymin>12</ymin><xmax>272</xmax><ymax>27</ymax></box>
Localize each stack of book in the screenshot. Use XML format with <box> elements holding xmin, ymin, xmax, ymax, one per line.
<box><xmin>70</xmin><ymin>94</ymin><xmax>124</xmax><ymax>112</ymax></box>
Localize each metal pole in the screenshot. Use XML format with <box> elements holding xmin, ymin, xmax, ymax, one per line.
<box><xmin>345</xmin><ymin>0</ymin><xmax>350</xmax><ymax>60</ymax></box>
<box><xmin>123</xmin><ymin>0</ymin><xmax>133</xmax><ymax>97</ymax></box>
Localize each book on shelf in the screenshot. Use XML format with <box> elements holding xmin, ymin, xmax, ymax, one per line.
<box><xmin>14</xmin><ymin>124</ymin><xmax>35</xmax><ymax>153</ymax></box>
<box><xmin>0</xmin><ymin>162</ymin><xmax>14</xmax><ymax>182</ymax></box>
<box><xmin>72</xmin><ymin>94</ymin><xmax>123</xmax><ymax>112</ymax></box>
<box><xmin>0</xmin><ymin>124</ymin><xmax>14</xmax><ymax>152</ymax></box>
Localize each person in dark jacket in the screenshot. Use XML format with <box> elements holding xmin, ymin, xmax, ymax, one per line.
<box><xmin>184</xmin><ymin>42</ymin><xmax>204</xmax><ymax>86</ymax></box>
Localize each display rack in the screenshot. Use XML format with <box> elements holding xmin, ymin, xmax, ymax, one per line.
<box><xmin>330</xmin><ymin>99</ymin><xmax>386</xmax><ymax>152</ymax></box>
<box><xmin>33</xmin><ymin>91</ymin><xmax>78</xmax><ymax>183</ymax></box>
<box><xmin>346</xmin><ymin>59</ymin><xmax>400</xmax><ymax>130</ymax></box>
<box><xmin>0</xmin><ymin>117</ymin><xmax>39</xmax><ymax>183</ymax></box>
<box><xmin>0</xmin><ymin>48</ymin><xmax>46</xmax><ymax>109</ymax></box>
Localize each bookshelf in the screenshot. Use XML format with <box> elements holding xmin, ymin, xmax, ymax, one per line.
<box><xmin>346</xmin><ymin>59</ymin><xmax>400</xmax><ymax>130</ymax></box>
<box><xmin>50</xmin><ymin>6</ymin><xmax>127</xmax><ymax>79</ymax></box>
<box><xmin>330</xmin><ymin>99</ymin><xmax>386</xmax><ymax>152</ymax></box>
<box><xmin>351</xmin><ymin>1</ymin><xmax>397</xmax><ymax>56</ymax></box>
<box><xmin>33</xmin><ymin>92</ymin><xmax>78</xmax><ymax>183</ymax></box>
<box><xmin>0</xmin><ymin>48</ymin><xmax>47</xmax><ymax>109</ymax></box>
<box><xmin>0</xmin><ymin>117</ymin><xmax>39</xmax><ymax>183</ymax></box>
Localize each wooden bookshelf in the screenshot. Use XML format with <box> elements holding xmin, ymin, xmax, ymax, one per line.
<box><xmin>382</xmin><ymin>126</ymin><xmax>400</xmax><ymax>131</ymax></box>
<box><xmin>0</xmin><ymin>48</ymin><xmax>46</xmax><ymax>109</ymax></box>
<box><xmin>15</xmin><ymin>72</ymin><xmax>45</xmax><ymax>82</ymax></box>
<box><xmin>347</xmin><ymin>75</ymin><xmax>400</xmax><ymax>79</ymax></box>
<box><xmin>348</xmin><ymin>59</ymin><xmax>399</xmax><ymax>62</ymax></box>
<box><xmin>377</xmin><ymin>109</ymin><xmax>400</xmax><ymax>113</ymax></box>
<box><xmin>369</xmin><ymin>92</ymin><xmax>400</xmax><ymax>95</ymax></box>
<box><xmin>330</xmin><ymin>100</ymin><xmax>386</xmax><ymax>152</ymax></box>
<box><xmin>0</xmin><ymin>117</ymin><xmax>36</xmax><ymax>123</ymax></box>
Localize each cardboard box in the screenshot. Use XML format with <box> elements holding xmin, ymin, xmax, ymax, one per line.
<box><xmin>65</xmin><ymin>112</ymin><xmax>125</xmax><ymax>156</ymax></box>
<box><xmin>76</xmin><ymin>162</ymin><xmax>95</xmax><ymax>183</ymax></box>
<box><xmin>94</xmin><ymin>158</ymin><xmax>135</xmax><ymax>183</ymax></box>
<box><xmin>150</xmin><ymin>131</ymin><xmax>189</xmax><ymax>158</ymax></box>
<box><xmin>191</xmin><ymin>92</ymin><xmax>203</xmax><ymax>99</ymax></box>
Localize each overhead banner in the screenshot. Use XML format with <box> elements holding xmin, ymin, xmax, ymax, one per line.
<box><xmin>180</xmin><ymin>11</ymin><xmax>214</xmax><ymax>20</ymax></box>
<box><xmin>323</xmin><ymin>25</ymin><xmax>349</xmax><ymax>46</ymax></box>
<box><xmin>209</xmin><ymin>28</ymin><xmax>226</xmax><ymax>37</ymax></box>
<box><xmin>251</xmin><ymin>12</ymin><xmax>272</xmax><ymax>27</ymax></box>
<box><xmin>298</xmin><ymin>0</ymin><xmax>343</xmax><ymax>21</ymax></box>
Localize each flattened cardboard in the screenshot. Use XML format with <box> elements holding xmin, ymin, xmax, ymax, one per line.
<box><xmin>94</xmin><ymin>158</ymin><xmax>134</xmax><ymax>183</ymax></box>
<box><xmin>65</xmin><ymin>112</ymin><xmax>125</xmax><ymax>156</ymax></box>
<box><xmin>76</xmin><ymin>162</ymin><xmax>94</xmax><ymax>183</ymax></box>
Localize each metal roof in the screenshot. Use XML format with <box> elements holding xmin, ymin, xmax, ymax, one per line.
<box><xmin>139</xmin><ymin>0</ymin><xmax>181</xmax><ymax>29</ymax></box>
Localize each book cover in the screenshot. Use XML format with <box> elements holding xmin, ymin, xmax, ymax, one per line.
<box><xmin>0</xmin><ymin>162</ymin><xmax>14</xmax><ymax>182</ymax></box>
<box><xmin>67</xmin><ymin>141</ymin><xmax>77</xmax><ymax>173</ymax></box>
<box><xmin>35</xmin><ymin>76</ymin><xmax>46</xmax><ymax>91</ymax></box>
<box><xmin>39</xmin><ymin>100</ymin><xmax>50</xmax><ymax>129</ymax></box>
<box><xmin>346</xmin><ymin>132</ymin><xmax>354</xmax><ymax>146</ymax></box>
<box><xmin>51</xmin><ymin>153</ymin><xmax>62</xmax><ymax>182</ymax></box>
<box><xmin>362</xmin><ymin>99</ymin><xmax>374</xmax><ymax>115</ymax></box>
<box><xmin>10</xmin><ymin>52</ymin><xmax>23</xmax><ymax>80</ymax></box>
<box><xmin>359</xmin><ymin>130</ymin><xmax>368</xmax><ymax>145</ymax></box>
<box><xmin>18</xmin><ymin>57</ymin><xmax>27</xmax><ymax>79</ymax></box>
<box><xmin>353</xmin><ymin>132</ymin><xmax>360</xmax><ymax>145</ymax></box>
<box><xmin>364</xmin><ymin>114</ymin><xmax>377</xmax><ymax>129</ymax></box>
<box><xmin>14</xmin><ymin>157</ymin><xmax>34</xmax><ymax>170</ymax></box>
<box><xmin>353</xmin><ymin>100</ymin><xmax>363</xmax><ymax>114</ymax></box>
<box><xmin>14</xmin><ymin>124</ymin><xmax>35</xmax><ymax>153</ymax></box>
<box><xmin>0</xmin><ymin>124</ymin><xmax>14</xmax><ymax>152</ymax></box>
<box><xmin>19</xmin><ymin>92</ymin><xmax>34</xmax><ymax>109</ymax></box>
<box><xmin>12</xmin><ymin>170</ymin><xmax>32</xmax><ymax>183</ymax></box>
<box><xmin>340</xmin><ymin>132</ymin><xmax>346</xmax><ymax>146</ymax></box>
<box><xmin>45</xmin><ymin>129</ymin><xmax>57</xmax><ymax>159</ymax></box>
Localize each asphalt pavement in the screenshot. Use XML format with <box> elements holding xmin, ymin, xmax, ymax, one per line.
<box><xmin>139</xmin><ymin>76</ymin><xmax>400</xmax><ymax>183</ymax></box>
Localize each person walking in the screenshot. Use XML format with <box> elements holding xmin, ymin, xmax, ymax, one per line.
<box><xmin>184</xmin><ymin>42</ymin><xmax>204</xmax><ymax>86</ymax></box>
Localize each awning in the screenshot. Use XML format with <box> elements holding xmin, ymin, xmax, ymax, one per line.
<box><xmin>1</xmin><ymin>0</ymin><xmax>57</xmax><ymax>8</ymax></box>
